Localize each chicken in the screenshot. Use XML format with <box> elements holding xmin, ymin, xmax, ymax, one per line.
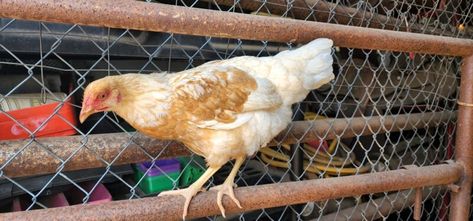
<box><xmin>79</xmin><ymin>38</ymin><xmax>334</xmax><ymax>219</ymax></box>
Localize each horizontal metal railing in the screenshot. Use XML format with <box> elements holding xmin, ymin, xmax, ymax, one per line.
<box><xmin>1</xmin><ymin>0</ymin><xmax>473</xmax><ymax>56</ymax></box>
<box><xmin>0</xmin><ymin>163</ymin><xmax>462</xmax><ymax>221</ymax></box>
<box><xmin>0</xmin><ymin>111</ymin><xmax>454</xmax><ymax>178</ymax></box>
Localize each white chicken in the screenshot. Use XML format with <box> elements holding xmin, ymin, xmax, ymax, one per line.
<box><xmin>79</xmin><ymin>38</ymin><xmax>334</xmax><ymax>219</ymax></box>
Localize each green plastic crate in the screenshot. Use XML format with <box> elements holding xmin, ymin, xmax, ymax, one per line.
<box><xmin>133</xmin><ymin>166</ymin><xmax>180</xmax><ymax>195</ymax></box>
<box><xmin>178</xmin><ymin>157</ymin><xmax>206</xmax><ymax>187</ymax></box>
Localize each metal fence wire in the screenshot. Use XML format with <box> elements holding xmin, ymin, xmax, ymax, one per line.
<box><xmin>0</xmin><ymin>0</ymin><xmax>471</xmax><ymax>220</ymax></box>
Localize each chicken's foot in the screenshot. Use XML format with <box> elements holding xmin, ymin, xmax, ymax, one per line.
<box><xmin>159</xmin><ymin>166</ymin><xmax>220</xmax><ymax>220</ymax></box>
<box><xmin>210</xmin><ymin>156</ymin><xmax>245</xmax><ymax>217</ymax></box>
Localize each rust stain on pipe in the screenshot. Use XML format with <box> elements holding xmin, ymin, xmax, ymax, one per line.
<box><xmin>0</xmin><ymin>0</ymin><xmax>472</xmax><ymax>56</ymax></box>
<box><xmin>0</xmin><ymin>111</ymin><xmax>454</xmax><ymax>178</ymax></box>
<box><xmin>0</xmin><ymin>163</ymin><xmax>462</xmax><ymax>221</ymax></box>
<box><xmin>449</xmin><ymin>55</ymin><xmax>473</xmax><ymax>220</ymax></box>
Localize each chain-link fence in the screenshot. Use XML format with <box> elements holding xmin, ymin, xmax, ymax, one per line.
<box><xmin>0</xmin><ymin>0</ymin><xmax>471</xmax><ymax>220</ymax></box>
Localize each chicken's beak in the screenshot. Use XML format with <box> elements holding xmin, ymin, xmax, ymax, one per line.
<box><xmin>79</xmin><ymin>106</ymin><xmax>94</xmax><ymax>123</ymax></box>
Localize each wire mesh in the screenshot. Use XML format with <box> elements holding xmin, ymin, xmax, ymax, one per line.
<box><xmin>0</xmin><ymin>0</ymin><xmax>469</xmax><ymax>220</ymax></box>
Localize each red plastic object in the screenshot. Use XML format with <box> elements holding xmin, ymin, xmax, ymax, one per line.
<box><xmin>306</xmin><ymin>139</ymin><xmax>329</xmax><ymax>151</ymax></box>
<box><xmin>11</xmin><ymin>192</ymin><xmax>69</xmax><ymax>212</ymax></box>
<box><xmin>0</xmin><ymin>100</ymin><xmax>76</xmax><ymax>140</ymax></box>
<box><xmin>11</xmin><ymin>197</ymin><xmax>24</xmax><ymax>212</ymax></box>
<box><xmin>11</xmin><ymin>196</ymin><xmax>41</xmax><ymax>211</ymax></box>
<box><xmin>68</xmin><ymin>182</ymin><xmax>112</xmax><ymax>205</ymax></box>
<box><xmin>39</xmin><ymin>192</ymin><xmax>69</xmax><ymax>208</ymax></box>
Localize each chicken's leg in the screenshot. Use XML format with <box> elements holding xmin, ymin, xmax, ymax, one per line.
<box><xmin>210</xmin><ymin>156</ymin><xmax>245</xmax><ymax>217</ymax></box>
<box><xmin>159</xmin><ymin>166</ymin><xmax>220</xmax><ymax>220</ymax></box>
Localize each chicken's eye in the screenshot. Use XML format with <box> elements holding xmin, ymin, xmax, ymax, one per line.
<box><xmin>98</xmin><ymin>93</ymin><xmax>107</xmax><ymax>100</ymax></box>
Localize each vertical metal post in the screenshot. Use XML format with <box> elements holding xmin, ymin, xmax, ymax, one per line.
<box><xmin>290</xmin><ymin>103</ymin><xmax>305</xmax><ymax>181</ymax></box>
<box><xmin>450</xmin><ymin>55</ymin><xmax>473</xmax><ymax>221</ymax></box>
<box><xmin>290</xmin><ymin>103</ymin><xmax>305</xmax><ymax>220</ymax></box>
<box><xmin>413</xmin><ymin>188</ymin><xmax>422</xmax><ymax>220</ymax></box>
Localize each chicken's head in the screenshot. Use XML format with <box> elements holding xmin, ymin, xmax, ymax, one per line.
<box><xmin>79</xmin><ymin>77</ymin><xmax>121</xmax><ymax>123</ymax></box>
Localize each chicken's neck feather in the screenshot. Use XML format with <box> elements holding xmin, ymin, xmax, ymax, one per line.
<box><xmin>108</xmin><ymin>74</ymin><xmax>175</xmax><ymax>133</ymax></box>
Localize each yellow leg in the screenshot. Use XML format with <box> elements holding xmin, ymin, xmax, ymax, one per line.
<box><xmin>159</xmin><ymin>166</ymin><xmax>220</xmax><ymax>220</ymax></box>
<box><xmin>210</xmin><ymin>156</ymin><xmax>245</xmax><ymax>217</ymax></box>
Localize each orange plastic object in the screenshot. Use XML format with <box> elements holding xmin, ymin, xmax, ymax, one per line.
<box><xmin>0</xmin><ymin>100</ymin><xmax>77</xmax><ymax>140</ymax></box>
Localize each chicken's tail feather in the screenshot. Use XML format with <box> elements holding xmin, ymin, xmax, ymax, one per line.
<box><xmin>276</xmin><ymin>38</ymin><xmax>334</xmax><ymax>90</ymax></box>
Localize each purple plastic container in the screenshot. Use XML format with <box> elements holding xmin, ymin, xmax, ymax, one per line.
<box><xmin>137</xmin><ymin>159</ymin><xmax>181</xmax><ymax>177</ymax></box>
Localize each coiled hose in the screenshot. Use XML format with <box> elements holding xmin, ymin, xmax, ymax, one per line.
<box><xmin>259</xmin><ymin>113</ymin><xmax>371</xmax><ymax>177</ymax></box>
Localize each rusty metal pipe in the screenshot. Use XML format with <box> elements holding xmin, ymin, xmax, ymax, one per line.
<box><xmin>0</xmin><ymin>163</ymin><xmax>462</xmax><ymax>221</ymax></box>
<box><xmin>1</xmin><ymin>0</ymin><xmax>473</xmax><ymax>56</ymax></box>
<box><xmin>318</xmin><ymin>187</ymin><xmax>444</xmax><ymax>221</ymax></box>
<box><xmin>273</xmin><ymin>111</ymin><xmax>455</xmax><ymax>144</ymax></box>
<box><xmin>449</xmin><ymin>56</ymin><xmax>473</xmax><ymax>220</ymax></box>
<box><xmin>0</xmin><ymin>134</ymin><xmax>190</xmax><ymax>178</ymax></box>
<box><xmin>207</xmin><ymin>0</ymin><xmax>445</xmax><ymax>36</ymax></box>
<box><xmin>0</xmin><ymin>111</ymin><xmax>454</xmax><ymax>178</ymax></box>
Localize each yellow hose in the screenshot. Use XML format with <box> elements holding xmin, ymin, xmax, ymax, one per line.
<box><xmin>279</xmin><ymin>144</ymin><xmax>349</xmax><ymax>166</ymax></box>
<box><xmin>259</xmin><ymin>112</ymin><xmax>371</xmax><ymax>176</ymax></box>
<box><xmin>260</xmin><ymin>146</ymin><xmax>371</xmax><ymax>175</ymax></box>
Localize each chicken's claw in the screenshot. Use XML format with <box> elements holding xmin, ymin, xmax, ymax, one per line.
<box><xmin>158</xmin><ymin>186</ymin><xmax>203</xmax><ymax>220</ymax></box>
<box><xmin>210</xmin><ymin>183</ymin><xmax>242</xmax><ymax>217</ymax></box>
